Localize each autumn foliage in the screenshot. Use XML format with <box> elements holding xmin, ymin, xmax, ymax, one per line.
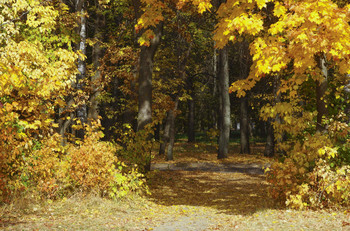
<box><xmin>0</xmin><ymin>0</ymin><xmax>147</xmax><ymax>202</ymax></box>
<box><xmin>1</xmin><ymin>0</ymin><xmax>350</xmax><ymax>212</ymax></box>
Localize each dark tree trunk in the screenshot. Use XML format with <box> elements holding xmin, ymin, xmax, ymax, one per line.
<box><xmin>159</xmin><ymin>112</ymin><xmax>171</xmax><ymax>156</ymax></box>
<box><xmin>240</xmin><ymin>96</ymin><xmax>250</xmax><ymax>154</ymax></box>
<box><xmin>273</xmin><ymin>75</ymin><xmax>284</xmax><ymax>155</ymax></box>
<box><xmin>132</xmin><ymin>0</ymin><xmax>162</xmax><ymax>172</ymax></box>
<box><xmin>264</xmin><ymin>119</ymin><xmax>274</xmax><ymax>157</ymax></box>
<box><xmin>187</xmin><ymin>80</ymin><xmax>195</xmax><ymax>142</ymax></box>
<box><xmin>166</xmin><ymin>100</ymin><xmax>179</xmax><ymax>161</ymax></box>
<box><xmin>217</xmin><ymin>46</ymin><xmax>230</xmax><ymax>159</ymax></box>
<box><xmin>187</xmin><ymin>99</ymin><xmax>195</xmax><ymax>142</ymax></box>
<box><xmin>239</xmin><ymin>41</ymin><xmax>251</xmax><ymax>154</ymax></box>
<box><xmin>88</xmin><ymin>2</ymin><xmax>104</xmax><ymax>121</ymax></box>
<box><xmin>212</xmin><ymin>46</ymin><xmax>218</xmax><ymax>129</ymax></box>
<box><xmin>137</xmin><ymin>27</ymin><xmax>162</xmax><ymax>172</ymax></box>
<box><xmin>137</xmin><ymin>27</ymin><xmax>162</xmax><ymax>130</ymax></box>
<box><xmin>316</xmin><ymin>55</ymin><xmax>328</xmax><ymax>132</ymax></box>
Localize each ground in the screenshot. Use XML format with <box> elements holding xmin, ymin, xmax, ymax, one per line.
<box><xmin>1</xmin><ymin>142</ymin><xmax>350</xmax><ymax>230</ymax></box>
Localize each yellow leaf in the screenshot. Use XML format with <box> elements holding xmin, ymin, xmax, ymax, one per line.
<box><xmin>274</xmin><ymin>2</ymin><xmax>286</xmax><ymax>17</ymax></box>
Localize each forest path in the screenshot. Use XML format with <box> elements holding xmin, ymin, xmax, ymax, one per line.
<box><xmin>151</xmin><ymin>161</ymin><xmax>269</xmax><ymax>174</ymax></box>
<box><xmin>147</xmin><ymin>142</ymin><xmax>273</xmax><ymax>229</ymax></box>
<box><xmin>146</xmin><ymin>168</ymin><xmax>274</xmax><ymax>230</ymax></box>
<box><xmin>145</xmin><ymin>167</ymin><xmax>348</xmax><ymax>231</ymax></box>
<box><xmin>2</xmin><ymin>143</ymin><xmax>348</xmax><ymax>230</ymax></box>
<box><xmin>144</xmin><ymin>141</ymin><xmax>348</xmax><ymax>230</ymax></box>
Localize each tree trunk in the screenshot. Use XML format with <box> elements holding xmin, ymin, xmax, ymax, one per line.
<box><xmin>239</xmin><ymin>41</ymin><xmax>250</xmax><ymax>154</ymax></box>
<box><xmin>58</xmin><ymin>99</ymin><xmax>74</xmax><ymax>145</ymax></box>
<box><xmin>217</xmin><ymin>46</ymin><xmax>230</xmax><ymax>159</ymax></box>
<box><xmin>240</xmin><ymin>96</ymin><xmax>250</xmax><ymax>154</ymax></box>
<box><xmin>187</xmin><ymin>82</ymin><xmax>195</xmax><ymax>142</ymax></box>
<box><xmin>166</xmin><ymin>99</ymin><xmax>179</xmax><ymax>161</ymax></box>
<box><xmin>88</xmin><ymin>2</ymin><xmax>104</xmax><ymax>121</ymax></box>
<box><xmin>75</xmin><ymin>0</ymin><xmax>87</xmax><ymax>139</ymax></box>
<box><xmin>137</xmin><ymin>24</ymin><xmax>162</xmax><ymax>131</ymax></box>
<box><xmin>316</xmin><ymin>54</ymin><xmax>328</xmax><ymax>132</ymax></box>
<box><xmin>264</xmin><ymin>119</ymin><xmax>274</xmax><ymax>157</ymax></box>
<box><xmin>132</xmin><ymin>0</ymin><xmax>162</xmax><ymax>172</ymax></box>
<box><xmin>159</xmin><ymin>112</ymin><xmax>171</xmax><ymax>155</ymax></box>
<box><xmin>212</xmin><ymin>46</ymin><xmax>218</xmax><ymax>129</ymax></box>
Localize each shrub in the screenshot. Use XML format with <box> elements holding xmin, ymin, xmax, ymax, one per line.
<box><xmin>0</xmin><ymin>121</ymin><xmax>149</xmax><ymax>202</ymax></box>
<box><xmin>266</xmin><ymin>132</ymin><xmax>350</xmax><ymax>209</ymax></box>
<box><xmin>264</xmin><ymin>108</ymin><xmax>350</xmax><ymax>209</ymax></box>
<box><xmin>24</xmin><ymin>134</ymin><xmax>69</xmax><ymax>198</ymax></box>
<box><xmin>286</xmin><ymin>159</ymin><xmax>350</xmax><ymax>209</ymax></box>
<box><xmin>67</xmin><ymin>125</ymin><xmax>118</xmax><ymax>195</ymax></box>
<box><xmin>117</xmin><ymin>124</ymin><xmax>156</xmax><ymax>173</ymax></box>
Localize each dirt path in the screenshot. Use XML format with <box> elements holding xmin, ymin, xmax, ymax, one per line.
<box><xmin>151</xmin><ymin>162</ymin><xmax>269</xmax><ymax>174</ymax></box>
<box><xmin>1</xmin><ymin>166</ymin><xmax>349</xmax><ymax>230</ymax></box>
<box><xmin>146</xmin><ymin>165</ymin><xmax>349</xmax><ymax>231</ymax></box>
<box><xmin>2</xmin><ymin>141</ymin><xmax>349</xmax><ymax>230</ymax></box>
<box><xmin>146</xmin><ymin>167</ymin><xmax>274</xmax><ymax>230</ymax></box>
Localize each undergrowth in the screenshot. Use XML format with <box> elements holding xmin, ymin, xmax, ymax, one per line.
<box><xmin>0</xmin><ymin>121</ymin><xmax>148</xmax><ymax>204</ymax></box>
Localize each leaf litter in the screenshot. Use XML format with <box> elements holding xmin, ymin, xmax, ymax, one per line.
<box><xmin>1</xmin><ymin>143</ymin><xmax>349</xmax><ymax>230</ymax></box>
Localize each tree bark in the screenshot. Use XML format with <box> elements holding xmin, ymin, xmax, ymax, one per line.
<box><xmin>212</xmin><ymin>45</ymin><xmax>218</xmax><ymax>130</ymax></box>
<box><xmin>88</xmin><ymin>2</ymin><xmax>104</xmax><ymax>121</ymax></box>
<box><xmin>75</xmin><ymin>0</ymin><xmax>87</xmax><ymax>139</ymax></box>
<box><xmin>137</xmin><ymin>24</ymin><xmax>162</xmax><ymax>131</ymax></box>
<box><xmin>166</xmin><ymin>99</ymin><xmax>179</xmax><ymax>161</ymax></box>
<box><xmin>159</xmin><ymin>112</ymin><xmax>171</xmax><ymax>155</ymax></box>
<box><xmin>316</xmin><ymin>54</ymin><xmax>328</xmax><ymax>132</ymax></box>
<box><xmin>217</xmin><ymin>46</ymin><xmax>230</xmax><ymax>159</ymax></box>
<box><xmin>187</xmin><ymin>78</ymin><xmax>195</xmax><ymax>142</ymax></box>
<box><xmin>240</xmin><ymin>96</ymin><xmax>250</xmax><ymax>154</ymax></box>
<box><xmin>264</xmin><ymin>119</ymin><xmax>274</xmax><ymax>157</ymax></box>
<box><xmin>239</xmin><ymin>41</ymin><xmax>251</xmax><ymax>154</ymax></box>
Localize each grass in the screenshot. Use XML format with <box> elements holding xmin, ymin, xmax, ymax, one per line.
<box><xmin>1</xmin><ymin>142</ymin><xmax>350</xmax><ymax>230</ymax></box>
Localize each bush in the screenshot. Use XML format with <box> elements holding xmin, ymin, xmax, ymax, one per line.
<box><xmin>116</xmin><ymin>124</ymin><xmax>156</xmax><ymax>174</ymax></box>
<box><xmin>0</xmin><ymin>122</ymin><xmax>148</xmax><ymax>202</ymax></box>
<box><xmin>67</xmin><ymin>126</ymin><xmax>118</xmax><ymax>195</ymax></box>
<box><xmin>266</xmin><ymin>127</ymin><xmax>350</xmax><ymax>209</ymax></box>
<box><xmin>286</xmin><ymin>159</ymin><xmax>350</xmax><ymax>209</ymax></box>
<box><xmin>264</xmin><ymin>106</ymin><xmax>350</xmax><ymax>209</ymax></box>
<box><xmin>25</xmin><ymin>134</ymin><xmax>69</xmax><ymax>198</ymax></box>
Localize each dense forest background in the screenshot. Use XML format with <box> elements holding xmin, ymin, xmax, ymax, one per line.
<box><xmin>1</xmin><ymin>0</ymin><xmax>350</xmax><ymax>210</ymax></box>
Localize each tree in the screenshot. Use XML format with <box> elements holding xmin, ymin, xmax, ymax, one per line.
<box><xmin>0</xmin><ymin>0</ymin><xmax>78</xmax><ymax>195</ymax></box>
<box><xmin>238</xmin><ymin>41</ymin><xmax>251</xmax><ymax>154</ymax></box>
<box><xmin>217</xmin><ymin>45</ymin><xmax>231</xmax><ymax>158</ymax></box>
<box><xmin>75</xmin><ymin>0</ymin><xmax>88</xmax><ymax>138</ymax></box>
<box><xmin>88</xmin><ymin>0</ymin><xmax>105</xmax><ymax>121</ymax></box>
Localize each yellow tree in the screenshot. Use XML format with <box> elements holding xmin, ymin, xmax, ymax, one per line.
<box><xmin>134</xmin><ymin>0</ymin><xmax>213</xmax><ymax>132</ymax></box>
<box><xmin>221</xmin><ymin>0</ymin><xmax>350</xmax><ymax>207</ymax></box>
<box><xmin>0</xmin><ymin>0</ymin><xmax>78</xmax><ymax>195</ymax></box>
<box><xmin>229</xmin><ymin>0</ymin><xmax>350</xmax><ymax>137</ymax></box>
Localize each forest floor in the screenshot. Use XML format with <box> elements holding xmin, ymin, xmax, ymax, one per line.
<box><xmin>1</xmin><ymin>142</ymin><xmax>350</xmax><ymax>230</ymax></box>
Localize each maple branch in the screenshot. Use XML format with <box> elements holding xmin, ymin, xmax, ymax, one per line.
<box><xmin>0</xmin><ymin>0</ymin><xmax>53</xmax><ymax>28</ymax></box>
<box><xmin>317</xmin><ymin>174</ymin><xmax>347</xmax><ymax>204</ymax></box>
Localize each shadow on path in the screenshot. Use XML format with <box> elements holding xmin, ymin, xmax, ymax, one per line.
<box><xmin>151</xmin><ymin>162</ymin><xmax>269</xmax><ymax>174</ymax></box>
<box><xmin>147</xmin><ymin>168</ymin><xmax>278</xmax><ymax>216</ymax></box>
